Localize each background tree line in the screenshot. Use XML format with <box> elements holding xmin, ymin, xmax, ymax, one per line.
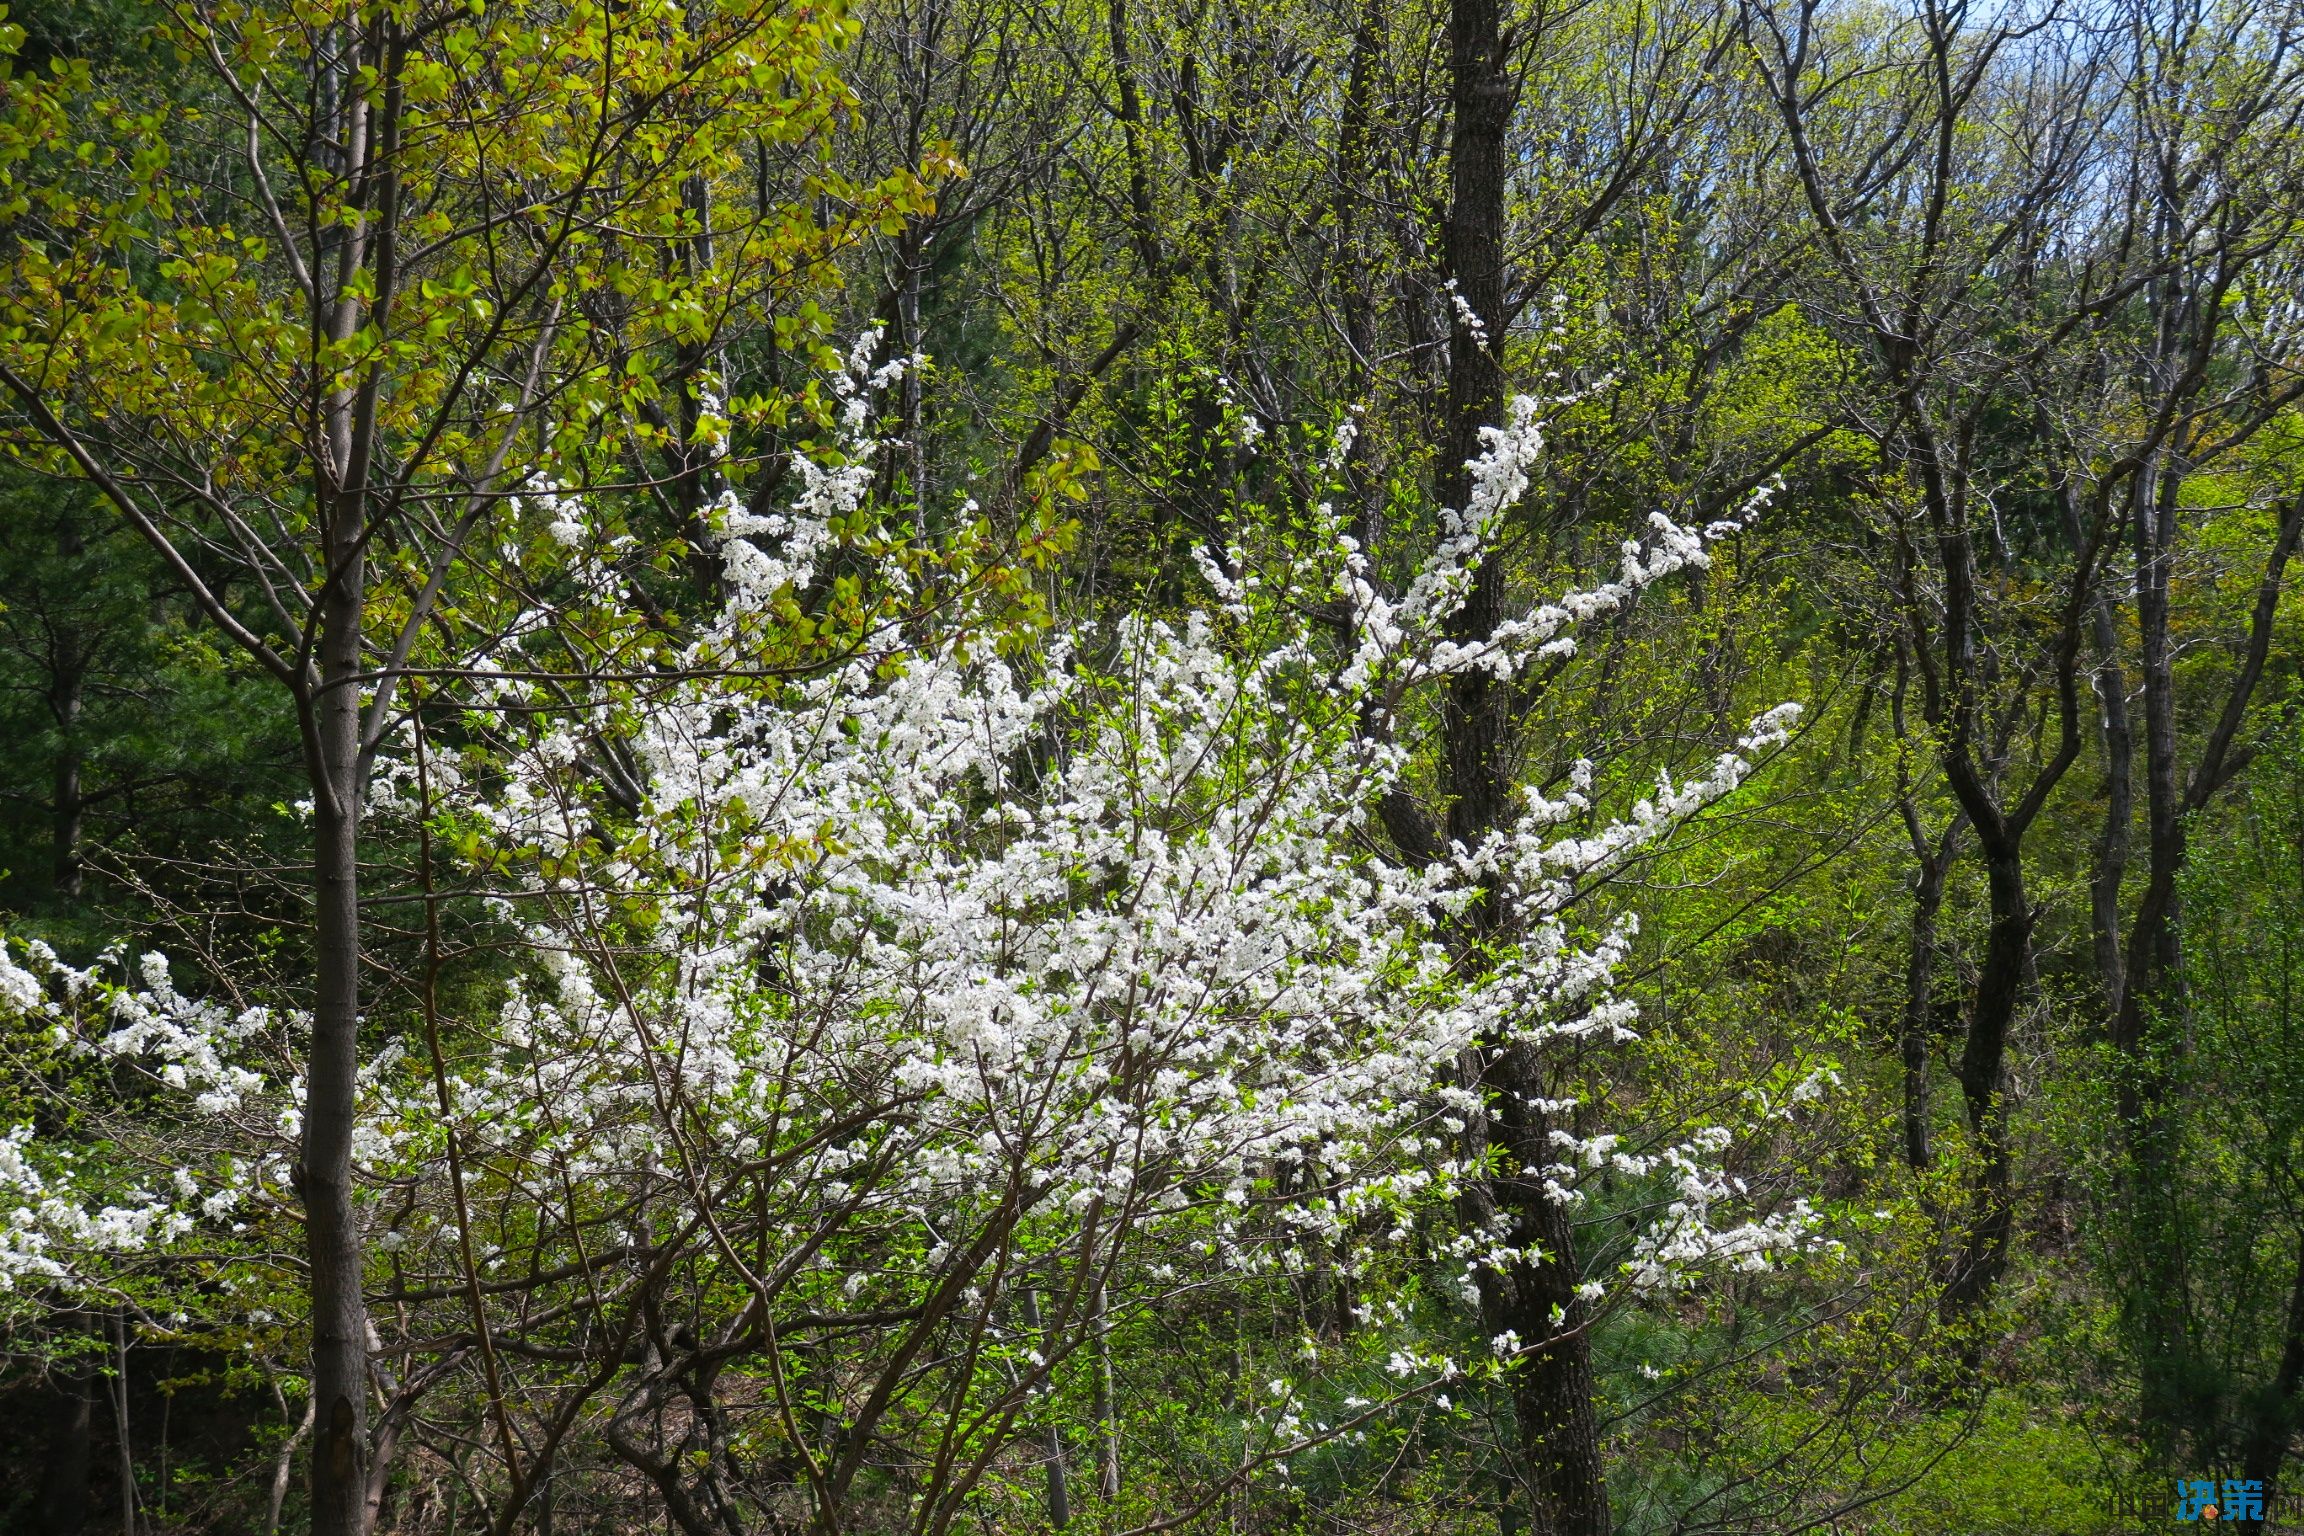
<box><xmin>0</xmin><ymin>0</ymin><xmax>2300</xmax><ymax>1530</ymax></box>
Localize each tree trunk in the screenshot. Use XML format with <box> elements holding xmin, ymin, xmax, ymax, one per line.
<box><xmin>266</xmin><ymin>1388</ymin><xmax>316</xmax><ymax>1536</ymax></box>
<box><xmin>1891</xmin><ymin>655</ymin><xmax>1963</xmax><ymax>1180</ymax></box>
<box><xmin>1938</xmin><ymin>840</ymin><xmax>2029</xmax><ymax>1316</ymax></box>
<box><xmin>2116</xmin><ymin>456</ymin><xmax>2189</xmax><ymax>1072</ymax></box>
<box><xmin>303</xmin><ymin>526</ymin><xmax>372</xmax><ymax>1536</ymax></box>
<box><xmin>1334</xmin><ymin>2</ymin><xmax>1385</xmax><ymax>555</ymax></box>
<box><xmin>1900</xmin><ymin>833</ymin><xmax>1954</xmax><ymax>1173</ymax></box>
<box><xmin>1927</xmin><ymin>481</ymin><xmax>2060</xmax><ymax>1322</ymax></box>
<box><xmin>1495</xmin><ymin>1078</ymin><xmax>1612</xmax><ymax>1536</ymax></box>
<box><xmin>1439</xmin><ymin>0</ymin><xmax>1610</xmax><ymax>1525</ymax></box>
<box><xmin>1018</xmin><ymin>1288</ymin><xmax>1071</xmax><ymax>1529</ymax></box>
<box><xmin>1091</xmin><ymin>1282</ymin><xmax>1120</xmax><ymax>1502</ymax></box>
<box><xmin>2113</xmin><ymin>454</ymin><xmax>2196</xmax><ymax>1454</ymax></box>
<box><xmin>2052</xmin><ymin>459</ymin><xmax>2132</xmax><ymax>1016</ymax></box>
<box><xmin>1439</xmin><ymin>0</ymin><xmax>1513</xmax><ymax>855</ymax></box>
<box><xmin>108</xmin><ymin>1311</ymin><xmax>133</xmax><ymax>1536</ymax></box>
<box><xmin>896</xmin><ymin>225</ymin><xmax>929</xmax><ymax>519</ymax></box>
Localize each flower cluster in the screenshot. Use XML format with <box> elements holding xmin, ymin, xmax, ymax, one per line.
<box><xmin>405</xmin><ymin>373</ymin><xmax>1822</xmax><ymax>1395</ymax></box>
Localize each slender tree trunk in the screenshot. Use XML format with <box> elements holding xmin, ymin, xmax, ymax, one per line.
<box><xmin>2085</xmin><ymin>636</ymin><xmax>2134</xmax><ymax>1014</ymax></box>
<box><xmin>1891</xmin><ymin>653</ymin><xmax>1962</xmax><ymax>1180</ymax></box>
<box><xmin>2117</xmin><ymin>456</ymin><xmax>2189</xmax><ymax>1070</ymax></box>
<box><xmin>303</xmin><ymin>20</ymin><xmax>404</xmax><ymax>1522</ymax></box>
<box><xmin>1091</xmin><ymin>1282</ymin><xmax>1120</xmax><ymax>1502</ymax></box>
<box><xmin>1925</xmin><ymin>476</ymin><xmax>2065</xmax><ymax>1322</ymax></box>
<box><xmin>304</xmin><ymin>526</ymin><xmax>372</xmax><ymax>1536</ymax></box>
<box><xmin>896</xmin><ymin>227</ymin><xmax>928</xmax><ymax>518</ymax></box>
<box><xmin>1018</xmin><ymin>1288</ymin><xmax>1071</xmax><ymax>1529</ymax></box>
<box><xmin>2114</xmin><ymin>452</ymin><xmax>2304</xmax><ymax>1465</ymax></box>
<box><xmin>2052</xmin><ymin>461</ymin><xmax>2133</xmax><ymax>1015</ymax></box>
<box><xmin>267</xmin><ymin>1388</ymin><xmax>317</xmax><ymax>1536</ymax></box>
<box><xmin>1043</xmin><ymin>1408</ymin><xmax>1073</xmax><ymax>1529</ymax></box>
<box><xmin>1900</xmin><ymin>832</ymin><xmax>1955</xmax><ymax>1173</ymax></box>
<box><xmin>2114</xmin><ymin>454</ymin><xmax>2196</xmax><ymax>1454</ymax></box>
<box><xmin>109</xmin><ymin>1311</ymin><xmax>134</xmax><ymax>1536</ymax></box>
<box><xmin>51</xmin><ymin>686</ymin><xmax>84</xmax><ymax>900</ymax></box>
<box><xmin>1334</xmin><ymin>3</ymin><xmax>1384</xmax><ymax>553</ymax></box>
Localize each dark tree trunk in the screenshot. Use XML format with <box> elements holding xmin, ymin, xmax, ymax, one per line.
<box><xmin>2115</xmin><ymin>457</ymin><xmax>2189</xmax><ymax>1077</ymax></box>
<box><xmin>1891</xmin><ymin>653</ymin><xmax>1963</xmax><ymax>1180</ymax></box>
<box><xmin>1439</xmin><ymin>0</ymin><xmax>1610</xmax><ymax>1527</ymax></box>
<box><xmin>1937</xmin><ymin>838</ymin><xmax>2029</xmax><ymax>1315</ymax></box>
<box><xmin>302</xmin><ymin>21</ymin><xmax>411</xmax><ymax>1528</ymax></box>
<box><xmin>2112</xmin><ymin>433</ymin><xmax>2304</xmax><ymax>1465</ymax></box>
<box><xmin>1899</xmin><ymin>825</ymin><xmax>1958</xmax><ymax>1173</ymax></box>
<box><xmin>1439</xmin><ymin>0</ymin><xmax>1512</xmax><ymax>854</ymax></box>
<box><xmin>1925</xmin><ymin>468</ymin><xmax>2071</xmax><ymax>1320</ymax></box>
<box><xmin>1019</xmin><ymin>1287</ymin><xmax>1072</xmax><ymax>1529</ymax></box>
<box><xmin>303</xmin><ymin>519</ymin><xmax>372</xmax><ymax>1536</ymax></box>
<box><xmin>2113</xmin><ymin>455</ymin><xmax>2197</xmax><ymax>1453</ymax></box>
<box><xmin>1483</xmin><ymin>1050</ymin><xmax>1612</xmax><ymax>1536</ymax></box>
<box><xmin>1334</xmin><ymin>2</ymin><xmax>1384</xmax><ymax>553</ymax></box>
<box><xmin>2053</xmin><ymin>463</ymin><xmax>2132</xmax><ymax>1015</ymax></box>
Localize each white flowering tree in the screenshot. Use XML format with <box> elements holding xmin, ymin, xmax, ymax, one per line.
<box><xmin>0</xmin><ymin>365</ymin><xmax>1824</xmax><ymax>1532</ymax></box>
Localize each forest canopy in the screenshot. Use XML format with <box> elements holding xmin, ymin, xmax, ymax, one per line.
<box><xmin>0</xmin><ymin>0</ymin><xmax>2299</xmax><ymax>1531</ymax></box>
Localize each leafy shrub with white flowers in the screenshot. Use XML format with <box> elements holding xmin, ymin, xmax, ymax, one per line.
<box><xmin>0</xmin><ymin>358</ymin><xmax>1826</xmax><ymax>1530</ymax></box>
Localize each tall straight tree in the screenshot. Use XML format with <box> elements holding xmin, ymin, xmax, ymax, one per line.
<box><xmin>1430</xmin><ymin>0</ymin><xmax>1625</xmax><ymax>1525</ymax></box>
<box><xmin>1404</xmin><ymin>0</ymin><xmax>1739</xmax><ymax>1528</ymax></box>
<box><xmin>0</xmin><ymin>1</ymin><xmax>925</xmax><ymax>1527</ymax></box>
